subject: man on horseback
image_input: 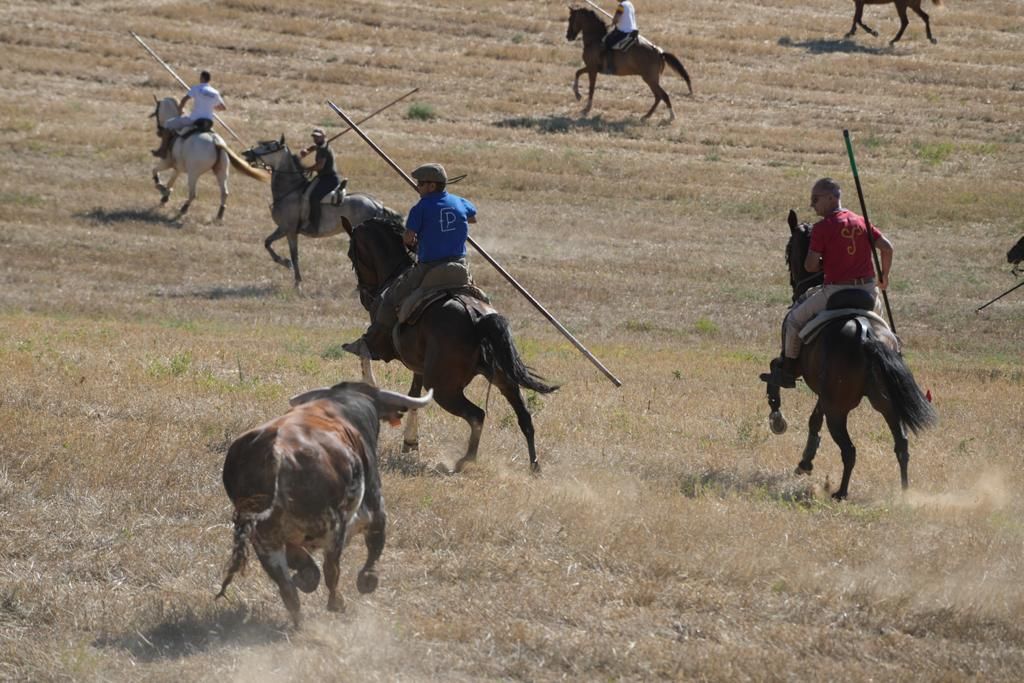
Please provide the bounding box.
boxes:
[603,0,639,74]
[762,178,894,388]
[152,70,226,159]
[342,162,477,361]
[298,128,342,234]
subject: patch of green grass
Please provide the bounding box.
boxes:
[694,318,718,335]
[406,103,437,121]
[914,141,954,165]
[145,351,193,378]
[0,193,45,207]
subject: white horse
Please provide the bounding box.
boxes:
[150,97,268,220]
[243,136,400,286]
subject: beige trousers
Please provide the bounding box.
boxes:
[783,283,880,359]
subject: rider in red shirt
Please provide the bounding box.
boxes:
[763,177,894,388]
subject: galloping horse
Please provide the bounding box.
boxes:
[149,97,268,220]
[566,7,692,121]
[243,137,397,286]
[347,218,557,473]
[1007,236,1024,275]
[845,0,943,45]
[765,210,936,500]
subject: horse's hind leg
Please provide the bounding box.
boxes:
[432,387,485,473]
[582,70,597,116]
[867,393,911,491]
[825,412,857,500]
[215,154,229,221]
[766,373,788,434]
[911,2,937,43]
[154,168,176,204]
[179,172,198,215]
[890,3,911,44]
[796,400,824,476]
[492,372,540,473]
[642,78,671,122]
[264,225,293,269]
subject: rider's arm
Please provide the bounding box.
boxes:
[178,94,191,112]
[403,229,418,248]
[804,248,822,273]
[215,102,226,112]
[875,235,894,290]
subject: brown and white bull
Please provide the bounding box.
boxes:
[216,381,432,626]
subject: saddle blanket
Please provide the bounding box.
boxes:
[799,308,898,350]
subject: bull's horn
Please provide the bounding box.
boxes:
[378,388,433,410]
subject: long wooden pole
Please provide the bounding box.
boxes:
[326,88,418,145]
[584,0,614,19]
[130,30,245,145]
[843,129,896,334]
[325,100,623,387]
[976,279,1024,312]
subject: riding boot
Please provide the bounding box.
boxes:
[602,52,614,75]
[305,203,321,236]
[760,355,798,388]
[151,130,173,158]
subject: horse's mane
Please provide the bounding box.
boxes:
[347,216,414,294]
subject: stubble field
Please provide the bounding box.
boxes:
[1,0,1022,680]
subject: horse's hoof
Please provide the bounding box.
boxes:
[216,208,226,221]
[160,195,169,205]
[794,462,813,476]
[530,461,541,475]
[401,440,419,453]
[326,595,345,613]
[831,491,848,502]
[278,259,292,269]
[178,204,190,215]
[356,570,378,594]
[769,411,788,435]
[930,38,938,45]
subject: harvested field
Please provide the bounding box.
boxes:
[1,0,1022,680]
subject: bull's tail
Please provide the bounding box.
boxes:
[215,139,270,182]
[216,512,257,599]
[932,0,943,6]
[662,52,693,95]
[476,314,558,394]
[864,339,937,435]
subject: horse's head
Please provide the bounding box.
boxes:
[152,96,180,130]
[243,135,296,171]
[566,7,604,41]
[347,218,415,311]
[786,210,823,301]
[1007,235,1024,274]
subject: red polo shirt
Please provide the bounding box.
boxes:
[809,209,883,284]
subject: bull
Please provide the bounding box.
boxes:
[217,381,432,626]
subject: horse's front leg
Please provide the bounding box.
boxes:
[573,66,588,101]
[287,233,301,287]
[264,224,292,269]
[402,374,423,453]
[795,400,824,475]
[767,381,788,434]
[154,167,176,204]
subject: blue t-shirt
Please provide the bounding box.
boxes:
[406,191,476,263]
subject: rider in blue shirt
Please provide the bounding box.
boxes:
[343,163,477,360]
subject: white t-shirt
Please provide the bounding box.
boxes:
[186,83,225,120]
[616,1,637,33]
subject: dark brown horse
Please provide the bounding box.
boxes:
[765,210,936,500]
[566,7,692,121]
[346,218,557,473]
[1008,236,1024,275]
[846,0,943,45]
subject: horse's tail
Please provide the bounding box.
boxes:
[476,314,558,395]
[863,338,937,435]
[215,139,270,182]
[662,52,693,95]
[932,0,943,6]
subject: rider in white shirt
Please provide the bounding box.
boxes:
[603,0,639,72]
[153,71,226,158]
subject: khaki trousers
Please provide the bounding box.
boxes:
[783,283,880,359]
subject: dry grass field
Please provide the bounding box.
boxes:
[1,0,1023,679]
